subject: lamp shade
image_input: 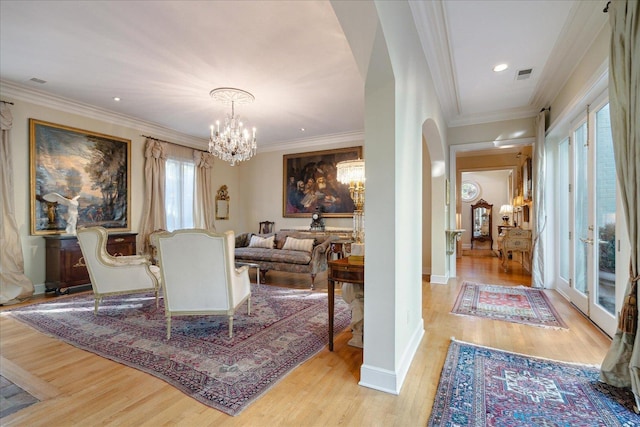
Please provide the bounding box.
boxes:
[336,159,365,184]
[499,204,514,214]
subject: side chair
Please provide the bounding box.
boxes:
[258,221,274,234]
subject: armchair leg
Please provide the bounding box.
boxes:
[228,316,233,338]
[94,297,101,315]
[166,316,171,340]
[247,296,251,316]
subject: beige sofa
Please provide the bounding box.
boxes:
[234,231,336,289]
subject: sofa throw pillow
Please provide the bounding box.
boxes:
[248,235,275,249]
[282,236,315,253]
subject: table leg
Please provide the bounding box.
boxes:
[328,278,335,351]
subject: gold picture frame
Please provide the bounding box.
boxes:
[215,185,230,220]
[283,146,362,218]
[30,119,131,235]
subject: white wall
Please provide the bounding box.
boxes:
[333,0,448,395]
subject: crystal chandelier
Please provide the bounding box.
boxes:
[208,87,257,166]
[336,158,365,243]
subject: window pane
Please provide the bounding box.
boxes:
[573,123,588,295]
[558,138,569,281]
[165,158,195,231]
[595,104,615,315]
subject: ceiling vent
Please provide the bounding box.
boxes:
[29,77,46,84]
[516,68,533,81]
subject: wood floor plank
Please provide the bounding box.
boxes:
[0,256,612,425]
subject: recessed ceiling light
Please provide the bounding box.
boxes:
[493,63,508,72]
[113,97,121,102]
[300,128,305,132]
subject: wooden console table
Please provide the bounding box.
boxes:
[497,228,532,271]
[327,257,364,351]
[44,232,137,295]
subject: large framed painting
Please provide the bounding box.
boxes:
[283,146,362,217]
[30,119,131,235]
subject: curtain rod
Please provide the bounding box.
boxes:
[140,134,207,153]
[603,1,610,12]
[140,134,175,145]
[1,100,15,105]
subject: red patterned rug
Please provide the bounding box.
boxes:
[452,282,568,329]
[428,340,637,426]
[3,286,350,416]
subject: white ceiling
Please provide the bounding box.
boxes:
[0,1,607,151]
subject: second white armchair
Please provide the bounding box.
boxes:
[153,229,251,339]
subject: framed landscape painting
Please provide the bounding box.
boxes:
[283,146,362,217]
[30,119,131,235]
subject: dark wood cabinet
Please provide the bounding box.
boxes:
[44,232,137,294]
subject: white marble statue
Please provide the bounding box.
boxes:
[43,193,81,235]
[341,283,364,348]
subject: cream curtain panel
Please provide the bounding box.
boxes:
[0,103,34,304]
[138,138,167,255]
[531,110,547,289]
[138,138,217,253]
[599,0,640,414]
[194,151,216,231]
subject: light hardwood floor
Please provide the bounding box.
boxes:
[0,255,611,426]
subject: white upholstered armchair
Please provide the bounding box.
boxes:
[76,227,161,314]
[152,229,251,339]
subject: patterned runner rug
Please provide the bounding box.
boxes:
[3,286,350,416]
[452,282,568,329]
[428,340,637,426]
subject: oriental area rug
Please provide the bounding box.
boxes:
[3,286,350,416]
[428,340,637,426]
[452,282,568,329]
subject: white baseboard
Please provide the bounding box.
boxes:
[430,274,449,284]
[359,320,424,395]
[34,283,46,295]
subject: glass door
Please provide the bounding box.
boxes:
[566,101,618,336]
[569,120,589,314]
[590,103,617,334]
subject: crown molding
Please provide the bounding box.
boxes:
[0,80,208,148]
[409,0,460,123]
[530,1,608,108]
[260,130,365,153]
[448,105,539,128]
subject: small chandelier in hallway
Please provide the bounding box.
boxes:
[208,87,257,166]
